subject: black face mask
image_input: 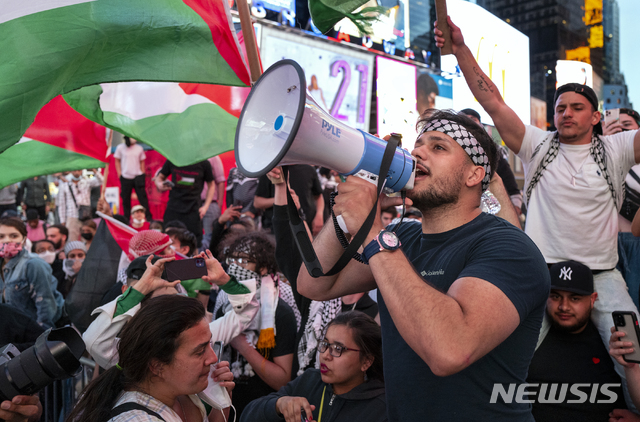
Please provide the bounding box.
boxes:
[81,232,93,241]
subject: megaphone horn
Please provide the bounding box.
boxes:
[234,59,415,192]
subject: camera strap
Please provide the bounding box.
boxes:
[284,135,400,278]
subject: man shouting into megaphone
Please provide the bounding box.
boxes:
[297,109,550,421]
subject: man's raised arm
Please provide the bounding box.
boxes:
[435,17,526,153]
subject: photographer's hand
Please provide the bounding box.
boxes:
[200,250,231,286]
[133,255,180,295]
[0,395,42,422]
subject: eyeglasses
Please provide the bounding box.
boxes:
[226,256,255,266]
[318,340,360,358]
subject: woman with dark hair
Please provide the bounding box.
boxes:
[0,217,64,328]
[240,311,386,422]
[67,295,235,422]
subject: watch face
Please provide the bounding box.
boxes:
[380,231,399,248]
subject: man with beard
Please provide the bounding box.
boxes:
[46,224,68,285]
[298,109,550,421]
[528,261,627,421]
[435,20,640,401]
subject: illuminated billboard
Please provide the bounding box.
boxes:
[260,26,374,131]
[376,56,418,151]
[440,0,530,126]
[555,60,593,89]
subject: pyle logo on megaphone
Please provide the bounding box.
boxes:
[321,119,342,140]
[234,59,416,193]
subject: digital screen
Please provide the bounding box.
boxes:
[260,26,375,131]
[440,0,531,126]
[376,56,418,151]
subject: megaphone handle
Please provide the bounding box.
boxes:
[283,135,400,277]
[336,215,349,234]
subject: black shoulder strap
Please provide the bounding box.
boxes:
[67,183,78,208]
[110,402,166,421]
[629,168,640,185]
[284,134,401,278]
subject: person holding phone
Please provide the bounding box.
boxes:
[610,323,640,420]
[240,311,386,422]
[528,261,627,421]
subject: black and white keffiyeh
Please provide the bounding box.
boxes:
[524,132,618,208]
[418,119,492,191]
[296,298,342,376]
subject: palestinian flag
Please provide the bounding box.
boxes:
[0,96,108,188]
[63,81,242,167]
[1,0,251,154]
[309,0,383,34]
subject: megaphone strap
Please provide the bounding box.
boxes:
[285,135,401,278]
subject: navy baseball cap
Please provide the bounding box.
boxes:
[548,260,594,295]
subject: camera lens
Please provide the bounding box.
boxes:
[196,258,205,267]
[0,327,85,401]
[616,315,626,327]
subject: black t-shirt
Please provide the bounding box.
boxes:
[380,213,550,421]
[342,294,378,320]
[255,165,323,228]
[232,298,297,418]
[528,320,627,421]
[159,160,213,213]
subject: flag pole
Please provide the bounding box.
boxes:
[100,129,114,199]
[236,0,262,83]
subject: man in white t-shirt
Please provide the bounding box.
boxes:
[436,18,640,406]
[114,137,151,222]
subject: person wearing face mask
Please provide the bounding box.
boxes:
[59,241,86,298]
[81,219,97,250]
[114,136,152,222]
[0,217,64,328]
[129,204,150,231]
[33,239,57,265]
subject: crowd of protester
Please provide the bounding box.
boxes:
[2,20,640,422]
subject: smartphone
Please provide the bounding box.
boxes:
[612,311,640,364]
[300,407,307,422]
[233,198,243,207]
[163,180,175,188]
[212,341,223,358]
[164,257,207,282]
[605,108,620,127]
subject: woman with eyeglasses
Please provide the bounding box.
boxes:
[240,311,387,422]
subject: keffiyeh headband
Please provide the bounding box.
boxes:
[418,119,492,191]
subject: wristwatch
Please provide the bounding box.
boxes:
[362,229,401,264]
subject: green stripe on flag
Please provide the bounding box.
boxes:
[64,85,238,166]
[0,140,104,188]
[1,0,248,154]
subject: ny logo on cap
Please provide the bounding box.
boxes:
[559,266,573,281]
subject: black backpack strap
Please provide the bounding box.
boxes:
[110,402,166,421]
[629,169,640,185]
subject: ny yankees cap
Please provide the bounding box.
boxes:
[548,260,594,295]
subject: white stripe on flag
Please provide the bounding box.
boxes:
[0,0,96,24]
[99,82,214,121]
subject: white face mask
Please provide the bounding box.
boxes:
[63,258,84,278]
[38,250,56,264]
[133,218,145,225]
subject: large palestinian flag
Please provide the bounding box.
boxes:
[0,96,109,188]
[0,0,251,155]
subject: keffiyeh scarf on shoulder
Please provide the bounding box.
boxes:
[296,298,342,376]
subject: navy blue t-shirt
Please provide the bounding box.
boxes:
[380,213,550,421]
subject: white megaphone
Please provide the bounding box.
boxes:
[234,60,416,193]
